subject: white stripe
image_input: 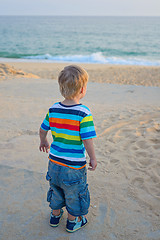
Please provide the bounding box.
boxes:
[77,106,91,115]
[50,102,60,108]
[49,152,86,162]
[50,103,91,116]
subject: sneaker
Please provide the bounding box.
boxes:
[50,209,64,227]
[66,216,88,233]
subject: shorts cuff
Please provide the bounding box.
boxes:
[49,203,65,210]
[66,206,88,217]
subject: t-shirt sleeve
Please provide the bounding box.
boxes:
[40,111,50,131]
[80,114,96,140]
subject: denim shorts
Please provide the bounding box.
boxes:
[46,160,90,217]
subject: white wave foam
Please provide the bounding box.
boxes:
[23,52,160,66]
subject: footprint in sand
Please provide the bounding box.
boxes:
[131,177,144,188]
[135,151,148,158]
[149,137,160,150]
[138,158,153,167]
[150,137,160,144]
[153,144,160,150]
[136,140,150,150]
[110,158,120,166]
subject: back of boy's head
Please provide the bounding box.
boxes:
[58,65,88,99]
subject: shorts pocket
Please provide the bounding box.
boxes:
[46,171,51,181]
[79,184,90,215]
[47,187,53,202]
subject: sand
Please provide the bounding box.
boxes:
[0,63,39,79]
[0,62,160,240]
[2,61,160,87]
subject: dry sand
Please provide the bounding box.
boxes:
[2,61,160,87]
[0,62,160,240]
[0,63,39,79]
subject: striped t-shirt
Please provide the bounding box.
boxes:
[41,102,96,169]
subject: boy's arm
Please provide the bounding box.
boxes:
[39,128,50,153]
[83,138,97,171]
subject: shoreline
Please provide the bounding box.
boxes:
[1,57,160,67]
[0,60,160,87]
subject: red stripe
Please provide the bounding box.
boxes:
[50,122,80,131]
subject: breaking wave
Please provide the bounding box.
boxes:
[22,52,160,66]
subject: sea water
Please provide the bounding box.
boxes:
[0,16,160,66]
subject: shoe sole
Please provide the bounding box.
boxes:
[66,221,88,233]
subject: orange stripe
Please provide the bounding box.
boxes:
[49,118,80,126]
[49,158,86,170]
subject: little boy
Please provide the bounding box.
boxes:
[39,65,97,233]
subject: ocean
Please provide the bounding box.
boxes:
[0,16,160,66]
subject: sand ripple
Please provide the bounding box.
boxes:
[95,108,160,212]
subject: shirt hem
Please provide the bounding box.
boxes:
[48,157,86,170]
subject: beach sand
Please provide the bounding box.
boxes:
[0,62,160,240]
[1,61,160,86]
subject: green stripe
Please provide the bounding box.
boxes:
[80,121,94,128]
[54,137,82,145]
[46,113,49,121]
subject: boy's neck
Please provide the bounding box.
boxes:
[61,98,80,106]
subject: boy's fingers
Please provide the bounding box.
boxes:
[39,146,43,151]
[46,146,50,153]
[88,167,95,171]
[46,148,49,153]
[39,145,50,153]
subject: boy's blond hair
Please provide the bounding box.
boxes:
[58,65,88,99]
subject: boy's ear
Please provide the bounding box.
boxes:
[80,87,84,94]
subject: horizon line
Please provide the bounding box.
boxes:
[0,15,160,17]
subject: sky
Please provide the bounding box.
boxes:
[0,0,160,16]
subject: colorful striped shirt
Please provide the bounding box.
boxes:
[41,102,96,169]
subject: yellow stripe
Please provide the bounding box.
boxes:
[80,115,93,124]
[51,131,81,141]
[49,158,86,170]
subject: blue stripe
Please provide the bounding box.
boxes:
[49,112,83,121]
[41,123,50,131]
[49,154,86,166]
[53,141,84,150]
[43,119,50,127]
[49,108,87,118]
[80,105,90,112]
[50,127,80,136]
[80,126,95,134]
[67,164,85,169]
[50,148,85,158]
[80,131,96,139]
[51,143,85,154]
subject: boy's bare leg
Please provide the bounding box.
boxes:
[52,209,61,216]
[52,210,87,220]
[68,213,77,221]
[68,213,87,221]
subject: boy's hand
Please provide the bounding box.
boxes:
[88,159,97,171]
[39,140,50,153]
